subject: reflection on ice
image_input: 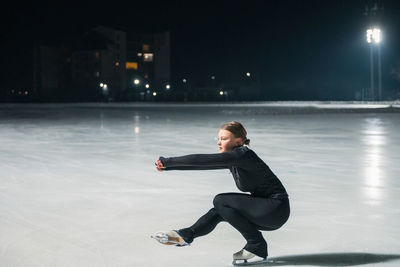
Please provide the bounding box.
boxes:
[362,118,386,203]
[134,114,140,134]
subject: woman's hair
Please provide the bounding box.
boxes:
[220,121,250,146]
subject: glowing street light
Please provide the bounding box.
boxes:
[219,91,224,95]
[100,83,108,96]
[246,72,251,77]
[166,84,171,90]
[366,28,381,44]
[145,84,150,89]
[134,79,140,85]
[100,83,107,89]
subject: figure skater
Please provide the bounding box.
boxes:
[152,121,290,266]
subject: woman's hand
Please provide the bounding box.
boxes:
[155,158,166,172]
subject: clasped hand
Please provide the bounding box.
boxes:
[155,158,166,172]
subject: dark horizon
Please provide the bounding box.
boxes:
[2,0,400,102]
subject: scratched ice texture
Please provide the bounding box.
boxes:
[0,102,399,267]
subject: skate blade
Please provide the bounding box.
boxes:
[151,232,187,246]
[232,258,270,266]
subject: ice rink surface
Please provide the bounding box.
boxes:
[0,102,400,267]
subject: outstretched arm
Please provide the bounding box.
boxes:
[154,161,227,171]
[163,165,228,171]
[159,150,241,170]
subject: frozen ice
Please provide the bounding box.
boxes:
[0,102,399,267]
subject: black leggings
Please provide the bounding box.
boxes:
[178,192,290,258]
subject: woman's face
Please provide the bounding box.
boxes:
[217,129,243,153]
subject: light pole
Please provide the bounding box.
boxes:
[366,27,382,100]
[369,37,374,100]
[377,42,382,100]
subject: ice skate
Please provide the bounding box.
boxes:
[151,230,190,246]
[232,249,269,266]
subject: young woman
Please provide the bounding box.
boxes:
[153,121,290,265]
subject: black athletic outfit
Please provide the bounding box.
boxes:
[159,145,290,258]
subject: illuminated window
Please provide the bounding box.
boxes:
[142,44,150,52]
[143,53,153,62]
[126,62,138,70]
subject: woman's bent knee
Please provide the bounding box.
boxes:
[213,193,228,209]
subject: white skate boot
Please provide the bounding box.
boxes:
[232,249,269,266]
[151,230,190,246]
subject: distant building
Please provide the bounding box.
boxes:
[30,26,171,102]
[70,25,127,101]
[32,46,61,101]
[125,31,170,100]
[31,26,127,102]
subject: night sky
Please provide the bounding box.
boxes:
[2,0,400,100]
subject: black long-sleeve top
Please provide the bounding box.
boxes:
[159,145,288,198]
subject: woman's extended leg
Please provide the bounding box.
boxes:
[178,207,224,243]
